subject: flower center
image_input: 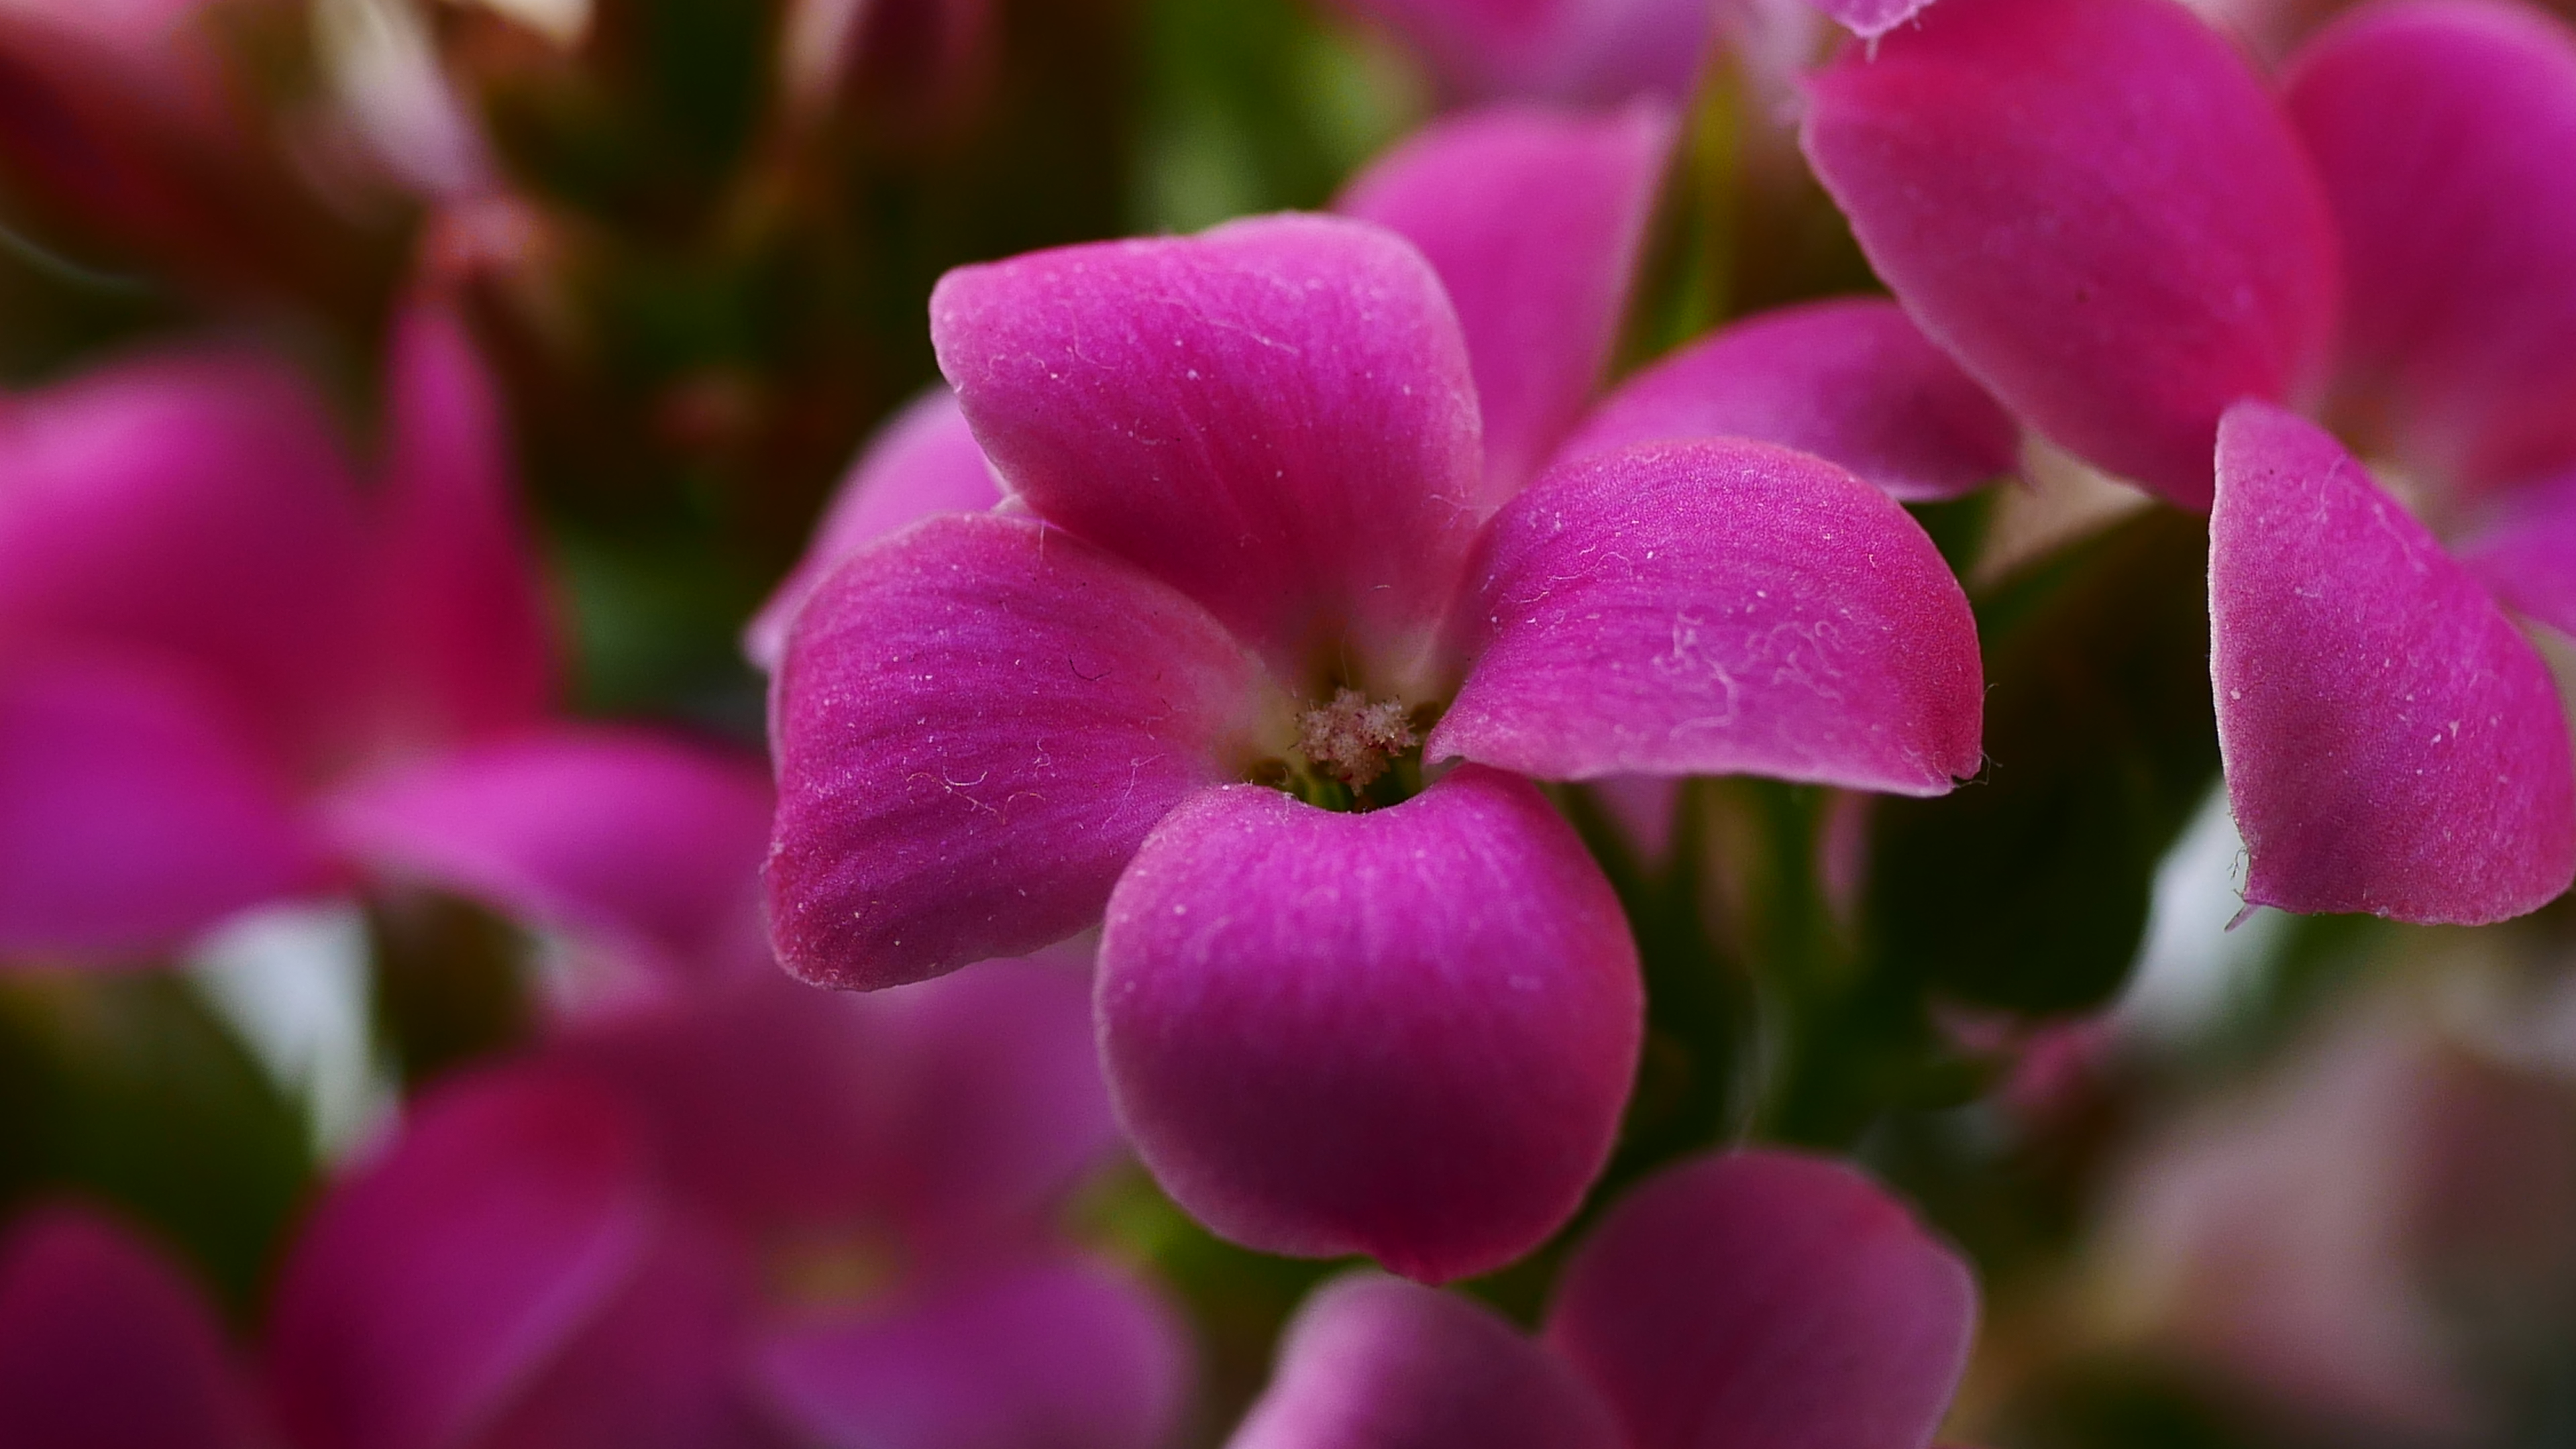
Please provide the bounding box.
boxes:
[1254,688,1432,811]
[1298,688,1418,792]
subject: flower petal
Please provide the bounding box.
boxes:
[861,955,1124,1258]
[373,298,557,743]
[0,1205,265,1449]
[0,655,333,964]
[767,513,1269,989]
[1097,765,1641,1284]
[1800,0,2341,507]
[557,956,1116,1255]
[743,386,1002,672]
[1332,0,1719,104]
[1545,1150,1978,1449]
[2458,470,2576,641]
[470,1227,768,1449]
[1230,1275,1623,1449]
[757,1260,1194,1449]
[1428,440,1982,796]
[327,727,775,993]
[1339,104,1674,498]
[2211,401,2576,924]
[0,350,375,765]
[929,215,1482,689]
[1558,298,2021,502]
[266,1067,655,1449]
[2284,0,2576,494]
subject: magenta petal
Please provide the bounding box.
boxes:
[1098,765,1641,1284]
[2284,0,2576,493]
[1559,298,2021,502]
[0,655,331,963]
[2459,471,2576,641]
[2211,402,2576,924]
[862,957,1124,1258]
[744,386,1002,672]
[561,958,1115,1254]
[0,1206,264,1449]
[1339,104,1674,498]
[0,351,376,764]
[1429,441,1982,796]
[1814,0,1937,38]
[1800,0,2341,507]
[757,1260,1194,1449]
[266,1068,655,1449]
[328,727,775,989]
[929,215,1482,686]
[1231,1275,1622,1449]
[767,514,1268,989]
[373,299,557,743]
[472,1227,767,1449]
[1333,0,1719,105]
[1545,1150,1978,1449]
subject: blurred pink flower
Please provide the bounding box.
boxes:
[2100,979,2576,1444]
[0,957,1191,1449]
[762,103,1994,1285]
[0,299,771,993]
[1803,0,2576,923]
[1228,1150,1978,1449]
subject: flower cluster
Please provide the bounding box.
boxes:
[5,0,2573,1443]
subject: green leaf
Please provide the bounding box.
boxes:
[1868,506,2220,1016]
[0,972,311,1316]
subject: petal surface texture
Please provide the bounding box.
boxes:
[266,1069,655,1449]
[930,215,1483,689]
[1801,0,2341,507]
[1230,1275,1623,1449]
[2459,471,2576,641]
[2284,0,2576,493]
[744,386,1002,672]
[757,1260,1194,1449]
[0,1207,264,1449]
[1340,103,1673,498]
[328,727,776,988]
[1545,1150,1979,1449]
[1097,765,1642,1284]
[1560,298,2021,502]
[1332,0,1718,105]
[2210,402,2576,924]
[373,298,557,745]
[0,656,330,962]
[0,350,374,762]
[766,513,1267,989]
[1429,440,1982,795]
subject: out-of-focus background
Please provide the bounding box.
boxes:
[2,0,2573,1444]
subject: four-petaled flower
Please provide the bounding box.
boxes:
[764,105,1992,1282]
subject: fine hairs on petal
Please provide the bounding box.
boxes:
[1297,689,1420,793]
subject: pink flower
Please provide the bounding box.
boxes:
[763,105,1996,1282]
[0,299,771,996]
[0,959,1191,1449]
[1803,0,2576,923]
[1228,1150,1978,1449]
[2101,977,2576,1443]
